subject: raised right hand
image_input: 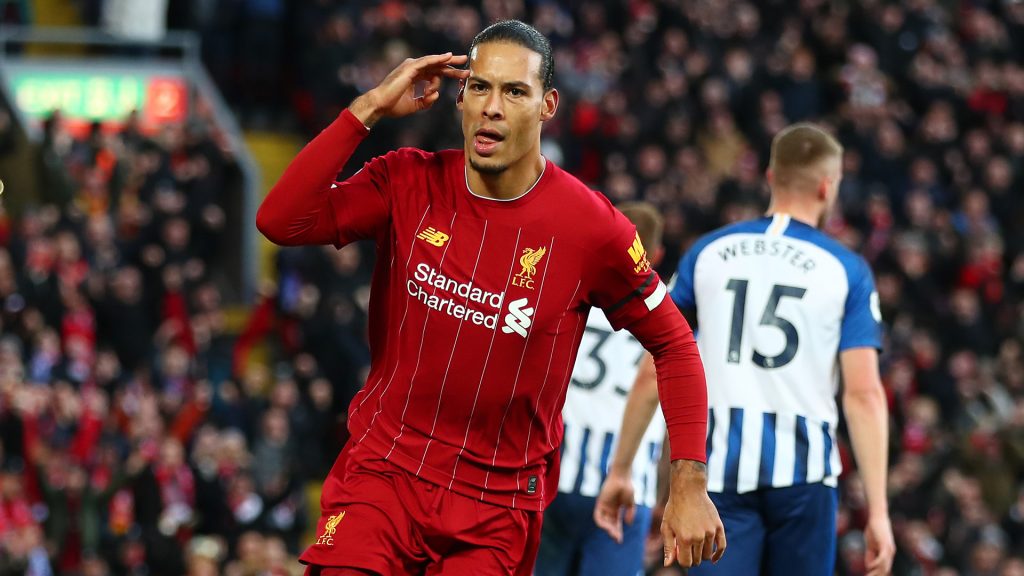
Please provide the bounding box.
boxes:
[350,53,470,128]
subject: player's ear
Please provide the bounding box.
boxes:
[456,81,466,110]
[817,177,830,201]
[765,169,774,186]
[652,246,665,267]
[541,88,558,122]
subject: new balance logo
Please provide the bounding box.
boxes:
[417,227,450,247]
[501,298,534,338]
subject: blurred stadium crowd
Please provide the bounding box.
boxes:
[2,0,1024,574]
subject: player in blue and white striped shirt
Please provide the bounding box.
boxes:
[597,124,894,575]
[535,202,672,576]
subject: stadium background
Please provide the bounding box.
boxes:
[0,0,1023,574]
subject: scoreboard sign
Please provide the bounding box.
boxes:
[2,64,189,136]
[12,72,187,123]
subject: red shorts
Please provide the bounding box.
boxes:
[300,442,543,576]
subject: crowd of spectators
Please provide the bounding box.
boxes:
[245,1,1024,574]
[3,0,1024,574]
[285,2,1024,574]
[0,89,350,572]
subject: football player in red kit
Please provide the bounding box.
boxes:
[257,20,725,576]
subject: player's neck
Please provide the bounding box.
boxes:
[466,154,547,201]
[765,201,822,229]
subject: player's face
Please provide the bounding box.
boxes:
[458,42,556,174]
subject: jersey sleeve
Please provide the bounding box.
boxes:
[840,257,883,350]
[626,300,708,463]
[328,153,393,246]
[256,109,392,248]
[587,211,668,331]
[668,245,699,311]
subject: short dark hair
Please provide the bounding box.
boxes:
[470,20,554,90]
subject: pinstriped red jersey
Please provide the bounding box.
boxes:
[276,112,671,510]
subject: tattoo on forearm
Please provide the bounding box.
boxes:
[671,459,707,474]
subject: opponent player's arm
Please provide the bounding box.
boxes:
[656,433,671,506]
[840,348,887,516]
[256,53,469,246]
[594,352,660,543]
[840,347,895,575]
[608,353,660,477]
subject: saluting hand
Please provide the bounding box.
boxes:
[349,53,470,128]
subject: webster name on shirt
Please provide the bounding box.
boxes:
[717,239,817,273]
[407,263,505,328]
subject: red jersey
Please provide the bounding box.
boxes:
[258,110,706,510]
